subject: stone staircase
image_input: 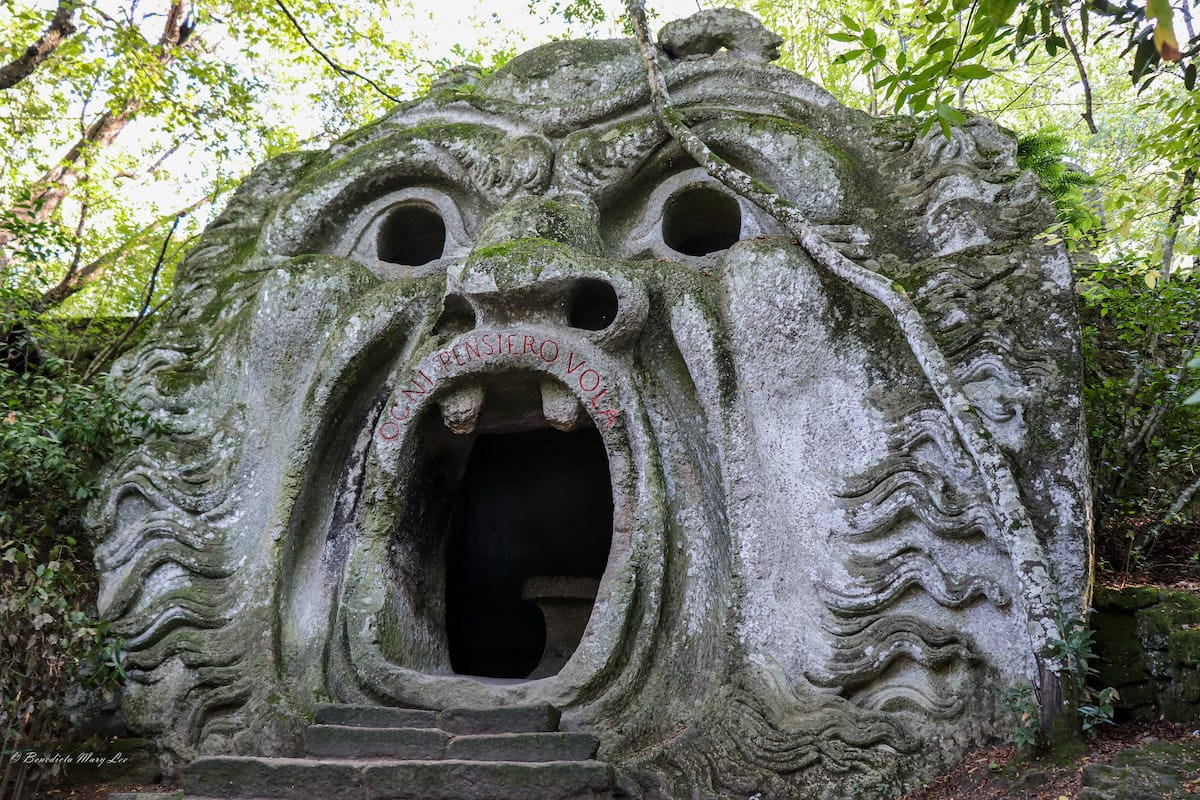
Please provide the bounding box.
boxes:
[182,703,619,800]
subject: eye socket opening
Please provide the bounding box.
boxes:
[377,203,447,266]
[662,185,742,257]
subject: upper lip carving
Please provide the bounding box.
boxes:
[377,328,626,443]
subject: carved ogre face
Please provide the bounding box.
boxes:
[94,23,1089,798]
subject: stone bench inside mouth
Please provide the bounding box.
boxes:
[522,576,603,679]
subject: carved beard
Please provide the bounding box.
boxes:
[92,36,1089,797]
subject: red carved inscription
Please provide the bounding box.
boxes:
[378,332,622,441]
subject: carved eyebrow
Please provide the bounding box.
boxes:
[553,118,670,204]
[551,109,798,205]
[260,124,549,257]
[437,133,553,205]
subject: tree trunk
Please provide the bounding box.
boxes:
[1161,167,1196,282]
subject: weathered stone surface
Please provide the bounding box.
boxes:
[59,737,162,786]
[94,8,1091,799]
[438,705,561,735]
[314,704,438,728]
[658,8,784,61]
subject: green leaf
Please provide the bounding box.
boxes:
[828,32,858,43]
[927,37,959,55]
[1132,37,1159,83]
[981,0,1020,25]
[1185,388,1200,405]
[936,102,968,125]
[862,28,878,47]
[952,64,995,80]
[1185,63,1197,91]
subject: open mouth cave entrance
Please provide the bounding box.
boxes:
[440,377,613,680]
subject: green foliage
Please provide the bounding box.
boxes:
[1016,129,1100,245]
[1048,611,1117,734]
[1004,682,1042,750]
[0,285,153,798]
[1006,611,1118,752]
[830,0,1003,136]
[827,0,1196,125]
[0,0,515,317]
[1078,263,1200,550]
[528,0,609,27]
[1186,355,1200,405]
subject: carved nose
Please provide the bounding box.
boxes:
[439,196,646,352]
[472,195,604,256]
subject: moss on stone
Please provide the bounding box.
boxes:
[467,236,564,267]
[1091,587,1200,723]
[486,38,634,83]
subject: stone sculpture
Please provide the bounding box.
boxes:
[92,10,1091,798]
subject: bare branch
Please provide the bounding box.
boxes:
[0,0,78,91]
[33,191,212,312]
[1181,0,1196,42]
[1053,0,1097,133]
[271,0,401,103]
[1110,326,1200,503]
[61,198,90,289]
[624,0,1062,671]
[1134,471,1200,556]
[83,214,182,379]
[1161,167,1197,282]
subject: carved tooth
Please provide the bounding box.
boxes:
[541,379,584,431]
[438,384,485,434]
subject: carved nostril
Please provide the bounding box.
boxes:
[434,293,476,336]
[567,278,618,331]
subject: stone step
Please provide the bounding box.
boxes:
[446,732,599,762]
[438,704,562,735]
[303,725,450,759]
[312,703,562,735]
[183,755,615,800]
[304,725,599,762]
[313,705,438,729]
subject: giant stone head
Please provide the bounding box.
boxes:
[94,11,1091,798]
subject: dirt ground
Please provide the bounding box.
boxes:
[897,719,1200,800]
